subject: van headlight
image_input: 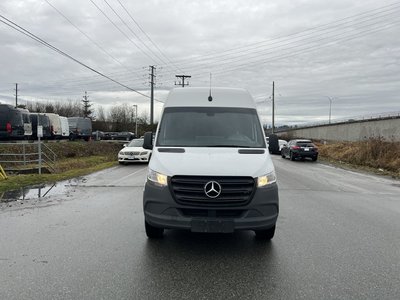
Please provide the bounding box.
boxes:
[147,169,168,187]
[257,171,277,187]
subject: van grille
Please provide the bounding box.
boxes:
[169,176,255,207]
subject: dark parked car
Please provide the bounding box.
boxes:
[30,113,52,139]
[281,139,318,161]
[92,130,105,140]
[0,104,25,140]
[114,131,135,141]
[102,132,118,140]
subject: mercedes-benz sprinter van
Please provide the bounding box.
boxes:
[142,87,279,240]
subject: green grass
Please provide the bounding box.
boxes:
[0,154,118,193]
[0,141,123,192]
[317,138,400,179]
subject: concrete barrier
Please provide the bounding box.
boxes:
[275,117,400,142]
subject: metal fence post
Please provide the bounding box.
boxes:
[38,139,42,175]
[23,143,26,166]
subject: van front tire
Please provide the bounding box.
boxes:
[145,221,164,238]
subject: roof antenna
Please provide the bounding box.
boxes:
[208,73,213,102]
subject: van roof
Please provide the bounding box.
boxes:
[0,104,17,111]
[164,87,256,108]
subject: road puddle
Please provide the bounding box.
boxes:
[0,182,68,203]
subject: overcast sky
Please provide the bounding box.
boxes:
[0,0,399,126]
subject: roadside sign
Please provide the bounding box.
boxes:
[37,125,43,138]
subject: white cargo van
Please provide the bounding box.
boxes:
[59,116,70,139]
[45,113,62,139]
[142,87,279,240]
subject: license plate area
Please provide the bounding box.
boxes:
[191,219,234,233]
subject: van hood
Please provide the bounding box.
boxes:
[149,147,275,177]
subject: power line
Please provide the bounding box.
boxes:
[102,0,167,66]
[36,2,398,93]
[187,16,400,77]
[44,0,142,80]
[115,0,184,73]
[89,0,159,64]
[181,8,400,76]
[165,2,400,68]
[0,13,151,99]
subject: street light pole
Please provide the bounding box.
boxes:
[133,105,138,138]
[326,96,334,124]
[272,81,275,134]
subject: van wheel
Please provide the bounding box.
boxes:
[290,152,295,161]
[145,221,164,238]
[254,225,275,240]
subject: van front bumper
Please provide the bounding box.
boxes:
[143,181,279,233]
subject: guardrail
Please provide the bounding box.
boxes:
[0,142,57,174]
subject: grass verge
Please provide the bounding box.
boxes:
[0,156,117,193]
[0,142,122,192]
[0,141,122,193]
[316,138,400,179]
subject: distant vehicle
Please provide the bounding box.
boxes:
[102,132,116,140]
[45,113,62,139]
[0,104,25,140]
[92,130,105,140]
[68,117,92,141]
[59,116,70,139]
[278,139,288,153]
[29,113,52,139]
[18,108,32,139]
[114,131,135,141]
[118,138,151,164]
[281,139,318,161]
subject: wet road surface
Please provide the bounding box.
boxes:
[1,157,399,299]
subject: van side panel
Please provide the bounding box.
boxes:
[68,117,92,140]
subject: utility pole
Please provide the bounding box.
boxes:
[272,81,275,134]
[133,104,138,138]
[175,75,191,87]
[149,65,155,125]
[15,83,18,108]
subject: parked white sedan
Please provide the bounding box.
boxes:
[118,138,152,164]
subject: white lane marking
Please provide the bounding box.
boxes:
[109,167,147,185]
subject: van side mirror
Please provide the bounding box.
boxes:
[143,132,153,150]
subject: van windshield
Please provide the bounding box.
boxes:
[156,107,266,148]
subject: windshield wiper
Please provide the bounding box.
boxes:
[201,145,252,148]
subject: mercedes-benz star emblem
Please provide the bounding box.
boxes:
[204,181,222,198]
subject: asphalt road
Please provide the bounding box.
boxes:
[1,156,399,299]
